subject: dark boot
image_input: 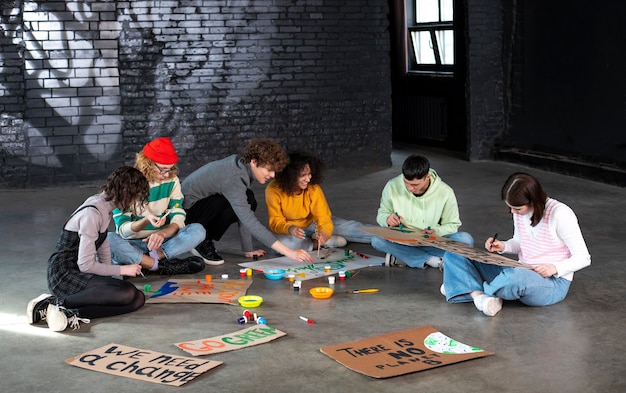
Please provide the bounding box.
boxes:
[159,256,206,275]
[191,239,225,265]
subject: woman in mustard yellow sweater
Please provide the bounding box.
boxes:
[265,151,374,251]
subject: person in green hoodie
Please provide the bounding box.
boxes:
[372,154,473,268]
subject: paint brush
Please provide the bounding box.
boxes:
[347,288,379,294]
[315,223,320,258]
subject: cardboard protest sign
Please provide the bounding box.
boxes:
[239,248,384,281]
[320,326,493,378]
[146,279,252,304]
[358,227,530,268]
[66,343,222,386]
[176,325,287,356]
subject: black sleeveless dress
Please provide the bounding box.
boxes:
[47,205,107,303]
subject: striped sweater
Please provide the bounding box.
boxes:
[112,176,186,239]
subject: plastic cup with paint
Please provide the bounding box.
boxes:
[324,265,331,273]
[338,271,346,281]
[246,268,252,277]
[221,273,229,279]
[205,274,212,282]
[328,276,335,285]
[239,268,247,277]
[294,280,302,291]
[288,274,295,282]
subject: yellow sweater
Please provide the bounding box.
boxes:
[265,180,334,237]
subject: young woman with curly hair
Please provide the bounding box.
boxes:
[27,166,150,332]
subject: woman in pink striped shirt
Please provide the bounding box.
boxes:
[441,172,591,317]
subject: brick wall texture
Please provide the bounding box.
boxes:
[0,0,392,188]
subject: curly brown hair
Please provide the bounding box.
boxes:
[275,151,325,195]
[135,151,178,183]
[242,138,289,172]
[101,166,150,212]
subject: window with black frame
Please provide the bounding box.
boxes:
[407,0,455,74]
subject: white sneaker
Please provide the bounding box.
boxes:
[384,253,407,267]
[425,256,443,270]
[46,304,90,332]
[323,235,347,248]
[473,294,503,317]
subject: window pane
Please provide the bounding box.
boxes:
[436,30,454,64]
[415,0,439,23]
[441,0,454,21]
[411,31,436,64]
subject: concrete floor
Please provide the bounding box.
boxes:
[1,145,624,393]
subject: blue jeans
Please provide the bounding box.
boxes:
[108,223,206,264]
[371,231,474,268]
[442,251,571,306]
[275,217,376,252]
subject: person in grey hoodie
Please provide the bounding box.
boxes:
[182,138,313,265]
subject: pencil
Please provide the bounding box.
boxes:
[348,288,379,294]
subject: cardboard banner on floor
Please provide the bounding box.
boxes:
[66,343,222,386]
[176,325,287,356]
[321,326,493,378]
[358,227,530,268]
[146,279,252,304]
[238,248,384,281]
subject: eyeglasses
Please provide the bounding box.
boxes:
[154,163,176,175]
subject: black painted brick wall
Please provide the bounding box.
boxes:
[0,0,392,188]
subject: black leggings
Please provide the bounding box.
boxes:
[63,275,145,319]
[185,189,257,241]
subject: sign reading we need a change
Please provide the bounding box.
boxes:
[66,343,222,386]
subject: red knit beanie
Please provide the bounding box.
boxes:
[143,137,178,164]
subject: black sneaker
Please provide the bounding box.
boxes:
[191,239,225,265]
[159,256,206,275]
[27,293,55,324]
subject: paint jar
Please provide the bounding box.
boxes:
[221,274,229,279]
[243,310,253,320]
[239,268,247,277]
[256,317,267,325]
[328,276,335,285]
[344,249,349,256]
[246,268,252,277]
[205,274,212,282]
[338,271,346,281]
[324,265,331,273]
[143,284,151,292]
[294,280,302,292]
[237,316,248,324]
[288,274,295,282]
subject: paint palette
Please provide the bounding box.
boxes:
[238,295,263,308]
[310,287,334,299]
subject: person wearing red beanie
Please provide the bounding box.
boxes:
[107,138,206,276]
[142,137,179,165]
